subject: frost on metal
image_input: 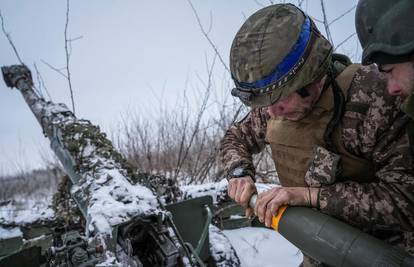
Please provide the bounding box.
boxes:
[1,65,161,237]
[181,179,228,204]
[0,226,22,240]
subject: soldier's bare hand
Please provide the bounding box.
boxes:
[228,176,256,217]
[255,187,311,228]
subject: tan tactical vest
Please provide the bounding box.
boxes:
[266,64,375,187]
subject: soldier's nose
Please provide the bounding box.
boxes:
[387,80,402,96]
[267,104,285,118]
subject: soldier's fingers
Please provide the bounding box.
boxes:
[240,184,255,207]
[228,179,238,199]
[255,192,275,222]
[234,183,244,204]
[270,201,281,217]
[266,190,290,220]
[235,177,252,203]
[245,207,254,218]
[265,205,274,227]
[255,188,277,212]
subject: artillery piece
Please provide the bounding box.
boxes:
[0,65,240,267]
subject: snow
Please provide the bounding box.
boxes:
[224,227,302,267]
[82,143,95,157]
[0,226,22,239]
[181,179,228,202]
[43,102,70,117]
[183,180,302,266]
[95,251,122,267]
[78,167,160,235]
[181,179,277,203]
[60,121,162,236]
[209,224,240,266]
[0,163,301,267]
[0,187,303,267]
[0,197,55,225]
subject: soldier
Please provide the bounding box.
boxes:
[355,0,414,120]
[220,3,414,266]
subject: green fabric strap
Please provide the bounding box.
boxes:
[407,119,414,156]
[401,91,414,120]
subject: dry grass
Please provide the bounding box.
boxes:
[114,86,277,185]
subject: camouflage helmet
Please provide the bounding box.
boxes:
[230,4,332,108]
[356,0,414,65]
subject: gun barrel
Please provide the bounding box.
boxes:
[1,65,162,254]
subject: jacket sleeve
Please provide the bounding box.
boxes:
[318,65,414,232]
[219,107,269,181]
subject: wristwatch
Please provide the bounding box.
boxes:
[230,166,251,178]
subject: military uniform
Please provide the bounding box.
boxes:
[220,64,414,255]
[225,3,414,265]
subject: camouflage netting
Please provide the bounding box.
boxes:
[52,175,84,227]
[60,119,181,203]
[51,118,183,231]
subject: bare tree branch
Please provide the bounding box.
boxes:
[297,0,306,8]
[34,64,43,95]
[40,59,68,79]
[33,63,53,101]
[173,55,216,181]
[68,35,83,58]
[253,0,266,7]
[207,11,213,35]
[31,65,45,98]
[310,16,324,24]
[320,0,334,45]
[334,32,356,51]
[0,9,24,64]
[187,0,230,74]
[328,5,356,26]
[354,36,360,62]
[64,0,76,115]
[68,35,83,42]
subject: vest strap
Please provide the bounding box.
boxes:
[324,64,361,152]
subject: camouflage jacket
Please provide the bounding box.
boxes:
[220,65,414,252]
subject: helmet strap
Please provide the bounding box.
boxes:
[323,65,345,153]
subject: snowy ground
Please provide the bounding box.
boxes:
[224,227,302,267]
[0,180,303,266]
[182,180,302,266]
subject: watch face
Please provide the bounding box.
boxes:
[232,167,245,177]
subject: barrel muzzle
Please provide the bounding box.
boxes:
[1,65,33,89]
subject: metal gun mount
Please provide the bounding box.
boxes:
[47,231,103,267]
[0,65,215,266]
